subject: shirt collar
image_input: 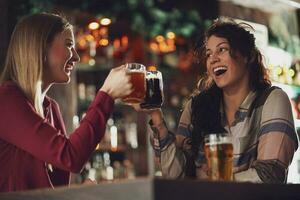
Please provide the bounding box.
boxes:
[220,90,258,125]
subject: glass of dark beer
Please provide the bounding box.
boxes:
[140,67,164,109]
[204,133,233,181]
[122,63,146,104]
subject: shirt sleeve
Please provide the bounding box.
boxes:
[176,100,193,139]
[0,90,114,173]
[150,100,194,178]
[235,88,298,183]
[257,88,297,182]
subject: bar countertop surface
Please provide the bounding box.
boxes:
[1,177,300,200]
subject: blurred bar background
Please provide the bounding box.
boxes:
[0,0,300,184]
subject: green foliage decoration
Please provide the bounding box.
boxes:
[18,0,207,41]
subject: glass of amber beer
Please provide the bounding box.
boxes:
[122,63,146,104]
[204,134,233,181]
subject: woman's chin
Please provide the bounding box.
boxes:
[215,82,226,89]
[55,76,71,84]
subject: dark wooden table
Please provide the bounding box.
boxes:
[1,178,300,200]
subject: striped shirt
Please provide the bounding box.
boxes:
[151,88,298,182]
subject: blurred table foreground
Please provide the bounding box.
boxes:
[1,177,300,200]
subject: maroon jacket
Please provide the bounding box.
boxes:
[0,81,114,192]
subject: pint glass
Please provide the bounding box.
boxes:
[140,67,164,109]
[204,134,233,181]
[122,63,146,104]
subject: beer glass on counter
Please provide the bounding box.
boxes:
[140,66,164,109]
[122,63,146,104]
[204,133,233,181]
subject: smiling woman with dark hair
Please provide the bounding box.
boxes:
[134,17,298,183]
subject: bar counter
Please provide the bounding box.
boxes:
[1,178,300,200]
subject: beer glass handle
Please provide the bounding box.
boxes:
[125,63,129,73]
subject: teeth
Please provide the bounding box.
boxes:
[213,66,227,73]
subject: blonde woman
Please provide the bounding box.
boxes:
[0,13,132,192]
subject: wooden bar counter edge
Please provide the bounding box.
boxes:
[1,177,300,200]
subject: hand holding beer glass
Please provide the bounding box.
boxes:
[122,63,146,104]
[204,134,233,181]
[122,64,164,110]
[140,66,164,109]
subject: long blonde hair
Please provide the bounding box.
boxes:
[0,13,71,117]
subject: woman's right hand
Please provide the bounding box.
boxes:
[100,65,133,99]
[131,104,164,125]
[133,105,168,138]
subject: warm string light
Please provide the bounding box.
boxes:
[149,32,176,54]
[100,18,112,26]
[88,22,100,30]
[76,17,130,65]
[110,125,118,152]
[112,36,129,50]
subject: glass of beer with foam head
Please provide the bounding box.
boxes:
[204,133,233,181]
[122,63,146,104]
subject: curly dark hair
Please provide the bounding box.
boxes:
[186,18,272,177]
[193,17,271,93]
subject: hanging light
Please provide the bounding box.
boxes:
[156,35,164,43]
[166,31,176,39]
[110,125,118,151]
[149,42,159,52]
[88,22,100,30]
[100,18,112,26]
[89,58,96,66]
[121,35,128,47]
[113,39,121,49]
[99,39,109,46]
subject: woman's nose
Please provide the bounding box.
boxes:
[72,48,80,63]
[209,52,219,65]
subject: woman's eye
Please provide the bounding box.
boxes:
[205,52,212,58]
[66,43,74,48]
[219,47,228,52]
